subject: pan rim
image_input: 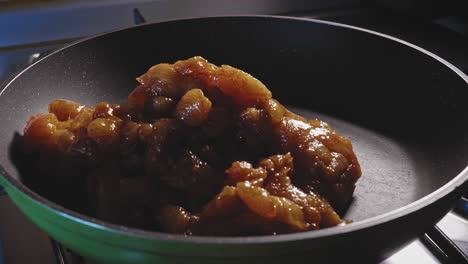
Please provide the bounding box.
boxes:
[0,14,467,249]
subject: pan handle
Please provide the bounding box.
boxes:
[421,225,468,263]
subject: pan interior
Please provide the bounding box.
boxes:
[0,16,467,227]
[288,106,439,221]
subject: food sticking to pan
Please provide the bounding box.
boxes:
[22,56,361,236]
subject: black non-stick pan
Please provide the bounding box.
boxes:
[0,16,467,263]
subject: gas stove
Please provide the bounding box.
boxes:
[0,1,467,263]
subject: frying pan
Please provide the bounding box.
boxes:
[0,15,467,263]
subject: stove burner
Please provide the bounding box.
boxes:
[422,225,468,263]
[455,193,468,218]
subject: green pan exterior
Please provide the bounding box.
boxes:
[0,175,310,264]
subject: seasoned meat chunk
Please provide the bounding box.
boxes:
[275,118,361,210]
[49,99,85,121]
[225,161,267,187]
[159,205,196,234]
[175,89,212,127]
[236,181,308,231]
